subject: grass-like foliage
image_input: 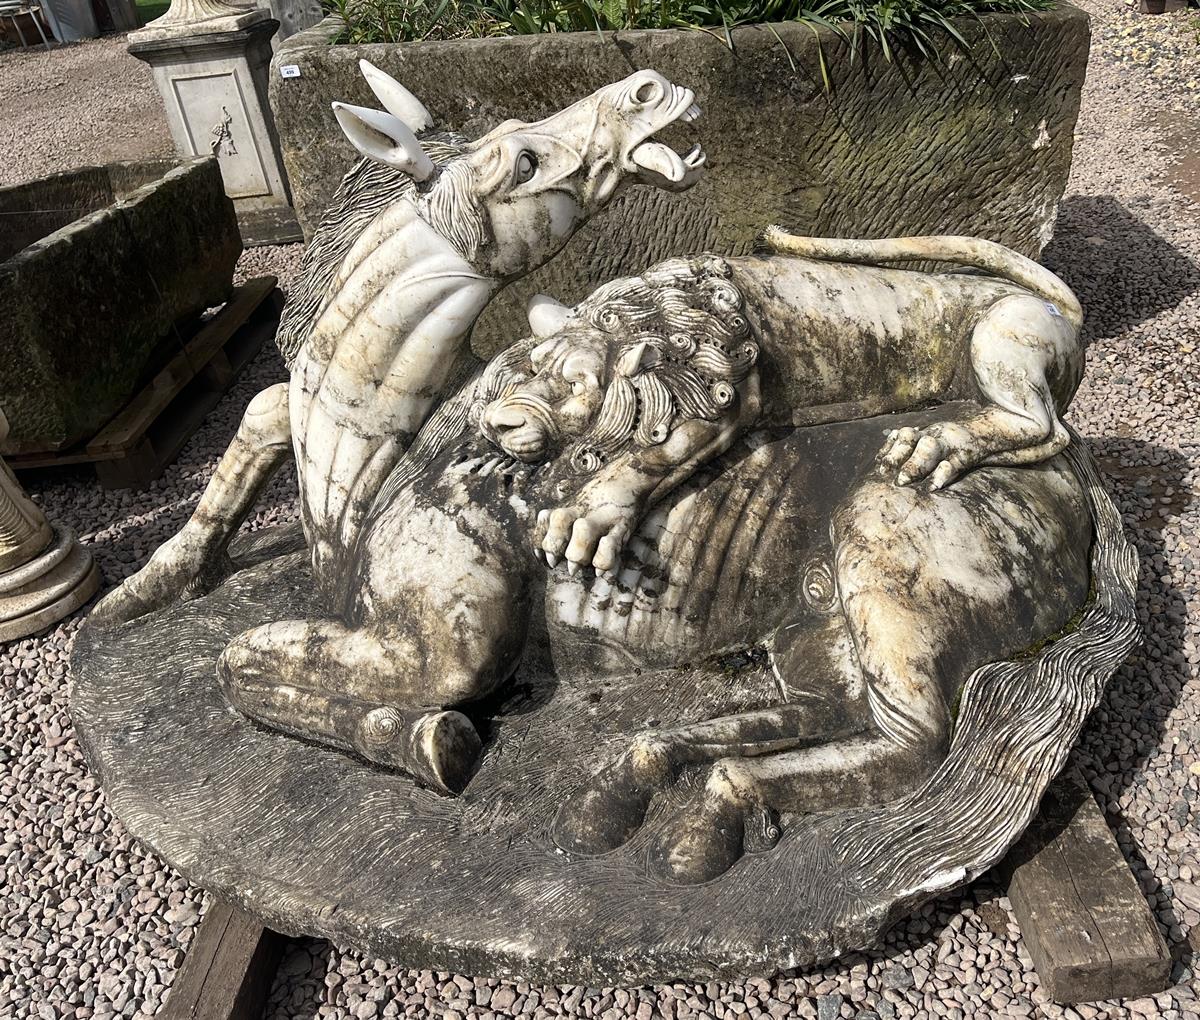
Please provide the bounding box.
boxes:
[325,0,1056,67]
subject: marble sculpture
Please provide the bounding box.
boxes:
[73,64,1139,978]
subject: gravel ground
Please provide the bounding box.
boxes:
[0,34,172,188]
[1,1,1198,1018]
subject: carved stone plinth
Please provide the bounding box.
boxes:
[128,10,302,246]
[0,415,98,641]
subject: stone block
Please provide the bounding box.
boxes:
[270,7,1090,354]
[0,158,241,452]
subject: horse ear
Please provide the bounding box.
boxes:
[332,102,435,181]
[359,60,433,133]
[526,294,572,338]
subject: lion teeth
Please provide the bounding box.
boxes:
[680,103,702,123]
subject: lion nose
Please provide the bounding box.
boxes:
[483,404,526,433]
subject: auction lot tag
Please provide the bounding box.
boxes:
[280,65,302,79]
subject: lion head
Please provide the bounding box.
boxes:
[473,254,759,472]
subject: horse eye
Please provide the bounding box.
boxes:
[515,151,538,184]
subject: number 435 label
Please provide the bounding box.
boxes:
[279,64,302,79]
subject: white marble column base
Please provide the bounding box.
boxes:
[0,527,100,642]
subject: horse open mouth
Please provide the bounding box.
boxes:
[629,91,705,189]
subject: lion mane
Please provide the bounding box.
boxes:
[473,254,760,473]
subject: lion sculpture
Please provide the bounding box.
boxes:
[216,239,1096,883]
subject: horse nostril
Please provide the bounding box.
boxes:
[634,80,661,106]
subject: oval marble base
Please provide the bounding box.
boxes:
[69,443,1137,983]
[0,528,99,642]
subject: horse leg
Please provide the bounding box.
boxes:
[92,383,293,628]
[217,617,495,793]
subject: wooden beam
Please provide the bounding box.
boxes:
[1000,766,1172,1004]
[159,900,287,1020]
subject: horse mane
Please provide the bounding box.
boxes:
[275,135,466,369]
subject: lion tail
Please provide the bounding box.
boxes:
[760,225,1083,332]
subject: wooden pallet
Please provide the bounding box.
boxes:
[6,277,282,490]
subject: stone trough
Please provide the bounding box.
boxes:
[0,157,241,454]
[270,6,1091,356]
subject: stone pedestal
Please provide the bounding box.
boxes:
[0,413,99,641]
[128,6,302,246]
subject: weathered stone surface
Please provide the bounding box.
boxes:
[70,415,1137,983]
[270,7,1090,355]
[0,157,240,452]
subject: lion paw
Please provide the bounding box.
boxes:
[534,503,635,579]
[877,423,978,491]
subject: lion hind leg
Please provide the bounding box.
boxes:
[652,648,947,884]
[217,618,483,793]
[553,698,846,857]
[652,730,934,884]
[879,294,1078,489]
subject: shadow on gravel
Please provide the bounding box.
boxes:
[1043,195,1200,344]
[264,937,332,1019]
[1079,436,1197,983]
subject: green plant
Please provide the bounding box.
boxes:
[323,0,1056,64]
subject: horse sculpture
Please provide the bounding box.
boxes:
[92,63,705,625]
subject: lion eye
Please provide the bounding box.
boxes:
[571,380,587,396]
[514,151,538,185]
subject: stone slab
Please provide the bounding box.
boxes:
[70,420,1138,984]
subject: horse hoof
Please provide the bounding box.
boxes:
[410,710,481,794]
[354,707,481,795]
[551,770,655,856]
[649,797,748,885]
